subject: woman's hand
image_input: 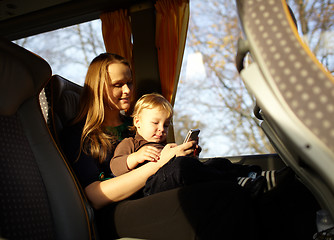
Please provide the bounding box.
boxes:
[127,146,161,170]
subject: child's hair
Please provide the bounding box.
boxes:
[131,93,173,129]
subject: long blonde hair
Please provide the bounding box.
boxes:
[74,53,132,163]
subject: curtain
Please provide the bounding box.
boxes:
[155,0,190,104]
[100,9,133,66]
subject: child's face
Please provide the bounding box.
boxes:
[134,107,171,143]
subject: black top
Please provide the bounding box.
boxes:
[60,116,133,189]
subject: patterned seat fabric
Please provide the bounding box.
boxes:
[0,38,94,240]
[0,115,56,239]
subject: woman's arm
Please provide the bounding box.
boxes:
[86,159,161,209]
[86,141,196,209]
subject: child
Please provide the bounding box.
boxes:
[110,92,176,176]
[110,93,292,197]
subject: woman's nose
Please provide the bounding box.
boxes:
[123,84,131,94]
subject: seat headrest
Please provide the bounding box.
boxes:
[0,37,51,115]
[50,75,82,126]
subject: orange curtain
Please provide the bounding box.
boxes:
[155,0,189,104]
[100,9,133,65]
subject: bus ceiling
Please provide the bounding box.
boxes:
[0,0,156,41]
[1,0,161,97]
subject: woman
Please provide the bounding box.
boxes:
[61,53,256,240]
[61,53,318,240]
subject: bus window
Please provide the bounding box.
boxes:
[14,20,104,86]
[173,0,333,158]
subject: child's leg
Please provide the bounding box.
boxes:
[261,167,295,191]
[143,156,235,196]
[203,157,262,178]
[203,158,295,193]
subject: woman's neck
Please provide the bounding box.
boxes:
[103,108,123,127]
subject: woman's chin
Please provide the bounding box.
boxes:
[119,103,131,111]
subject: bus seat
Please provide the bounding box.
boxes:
[0,37,96,240]
[236,0,334,217]
[45,74,82,146]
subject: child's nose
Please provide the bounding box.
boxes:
[158,125,165,132]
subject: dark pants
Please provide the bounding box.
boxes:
[143,156,262,196]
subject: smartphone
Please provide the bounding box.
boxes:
[183,129,200,143]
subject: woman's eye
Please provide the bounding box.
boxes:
[113,81,132,88]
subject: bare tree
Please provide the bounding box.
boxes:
[287,0,334,73]
[174,0,275,156]
[14,20,105,85]
[174,0,333,156]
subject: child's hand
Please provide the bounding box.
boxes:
[194,144,202,157]
[158,141,196,167]
[127,146,161,170]
[134,145,161,163]
[193,138,201,157]
[178,140,198,157]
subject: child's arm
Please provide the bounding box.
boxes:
[111,139,161,176]
[126,145,161,170]
[111,138,135,176]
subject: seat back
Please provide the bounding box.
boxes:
[236,0,334,217]
[0,38,95,240]
[45,74,83,146]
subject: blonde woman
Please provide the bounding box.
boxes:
[61,53,196,206]
[60,53,316,240]
[60,53,257,239]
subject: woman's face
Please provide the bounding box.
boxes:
[104,63,133,111]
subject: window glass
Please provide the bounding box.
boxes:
[15,0,333,157]
[173,0,333,157]
[15,20,105,86]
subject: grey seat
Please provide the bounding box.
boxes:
[42,73,142,240]
[44,74,82,146]
[236,0,334,218]
[0,37,97,240]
